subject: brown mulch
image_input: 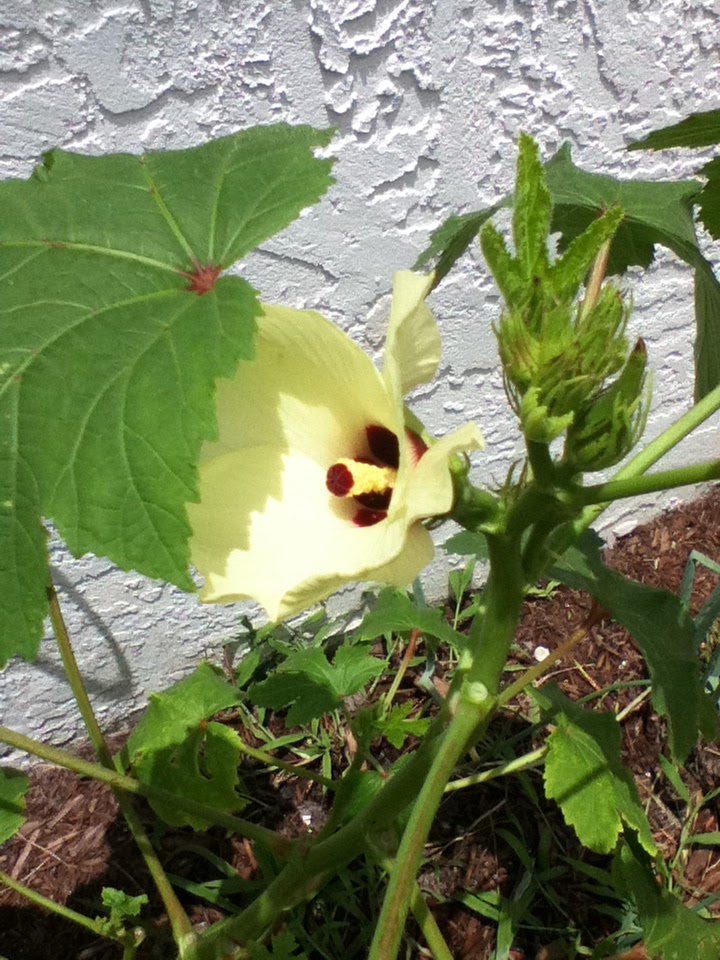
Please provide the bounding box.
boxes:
[2,487,720,959]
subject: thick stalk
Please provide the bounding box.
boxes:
[465,534,526,692]
[47,583,195,952]
[526,439,555,487]
[369,532,525,960]
[0,725,286,853]
[368,694,495,960]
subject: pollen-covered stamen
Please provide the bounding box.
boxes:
[326,458,396,500]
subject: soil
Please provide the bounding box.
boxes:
[2,487,720,960]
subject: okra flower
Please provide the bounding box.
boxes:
[188,271,483,621]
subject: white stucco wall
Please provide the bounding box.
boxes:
[1,0,719,758]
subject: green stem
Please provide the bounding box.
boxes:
[0,724,286,853]
[369,533,525,960]
[377,857,454,960]
[526,440,555,487]
[498,609,602,709]
[409,888,455,960]
[47,584,114,767]
[47,583,195,951]
[569,459,720,506]
[465,534,526,693]
[236,739,335,789]
[445,745,547,792]
[0,868,123,941]
[368,696,494,960]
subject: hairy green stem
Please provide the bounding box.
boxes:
[0,868,125,941]
[526,439,555,487]
[0,724,286,853]
[466,534,526,692]
[48,582,195,950]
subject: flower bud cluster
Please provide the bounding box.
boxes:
[495,274,649,470]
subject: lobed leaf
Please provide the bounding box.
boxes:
[248,672,339,726]
[413,205,505,287]
[552,532,715,762]
[535,684,656,856]
[355,587,464,648]
[278,644,386,698]
[627,109,720,151]
[698,157,720,238]
[123,661,247,828]
[0,124,334,665]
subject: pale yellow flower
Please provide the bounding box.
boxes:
[188,271,483,620]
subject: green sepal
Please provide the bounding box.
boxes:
[565,337,650,472]
[519,386,575,444]
[513,133,552,279]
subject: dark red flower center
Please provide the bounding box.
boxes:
[325,423,427,528]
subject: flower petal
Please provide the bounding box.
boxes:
[383,271,441,396]
[189,302,434,622]
[202,304,400,467]
[402,422,485,521]
[190,445,434,621]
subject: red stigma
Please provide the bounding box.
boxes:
[353,508,387,527]
[326,463,354,497]
[366,425,399,468]
[180,260,222,296]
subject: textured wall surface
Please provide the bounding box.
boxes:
[1,0,719,756]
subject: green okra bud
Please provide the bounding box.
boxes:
[564,338,650,472]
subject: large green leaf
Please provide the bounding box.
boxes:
[0,124,334,666]
[544,143,701,271]
[552,532,714,763]
[698,156,720,240]
[627,109,720,151]
[628,110,720,241]
[534,684,656,856]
